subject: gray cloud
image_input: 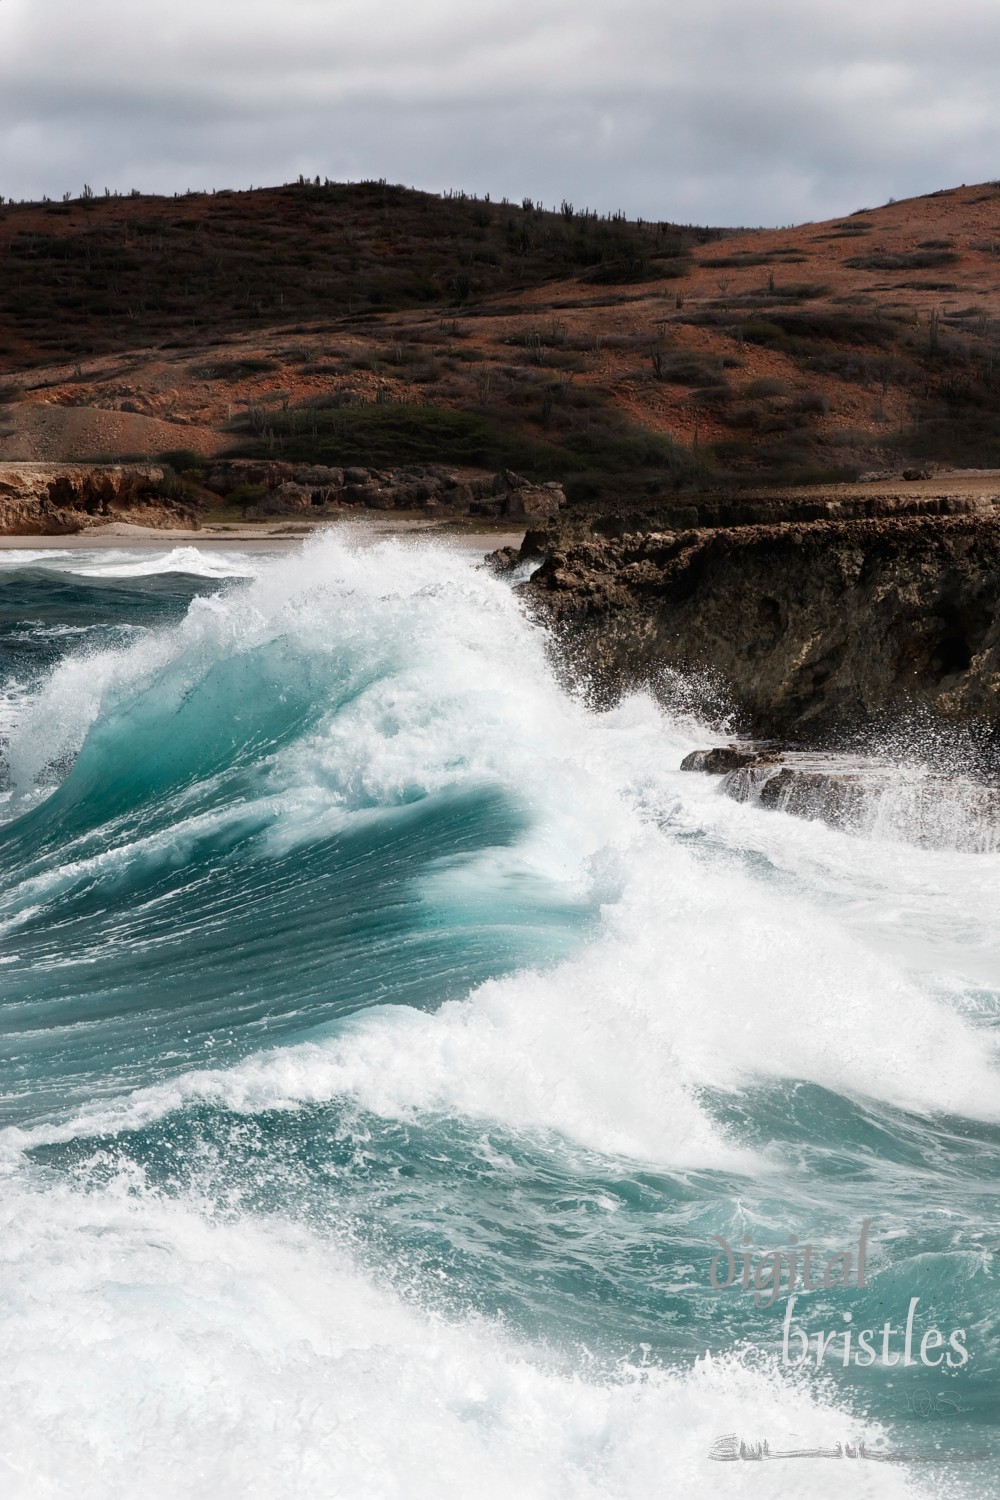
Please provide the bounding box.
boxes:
[2,0,999,224]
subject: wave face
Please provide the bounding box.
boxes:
[1,534,999,1498]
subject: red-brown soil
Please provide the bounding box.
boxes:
[2,179,1000,488]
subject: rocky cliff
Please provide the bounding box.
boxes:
[521,513,1000,735]
[207,461,566,523]
[0,464,198,534]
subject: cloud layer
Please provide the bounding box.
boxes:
[2,0,999,225]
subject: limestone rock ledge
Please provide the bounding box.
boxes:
[0,463,198,535]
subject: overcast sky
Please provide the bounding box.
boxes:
[2,0,999,226]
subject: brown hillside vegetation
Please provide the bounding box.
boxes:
[2,178,1000,500]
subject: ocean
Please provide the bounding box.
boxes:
[1,531,998,1498]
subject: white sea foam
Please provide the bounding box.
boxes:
[14,819,997,1171]
[4,531,999,1167]
[70,546,260,579]
[2,532,994,1497]
[0,1167,923,1500]
[0,545,259,579]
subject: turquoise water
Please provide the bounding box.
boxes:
[1,534,998,1498]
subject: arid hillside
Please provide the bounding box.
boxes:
[2,177,1000,499]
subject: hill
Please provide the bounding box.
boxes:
[2,178,1000,500]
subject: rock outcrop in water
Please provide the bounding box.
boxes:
[521,513,1000,735]
[0,463,198,534]
[681,744,1000,852]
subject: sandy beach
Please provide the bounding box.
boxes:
[0,518,525,552]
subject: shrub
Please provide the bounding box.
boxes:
[689,383,734,405]
[744,377,788,398]
[582,256,691,285]
[699,252,778,267]
[770,282,831,302]
[723,405,762,430]
[233,402,566,473]
[230,398,706,494]
[156,448,204,472]
[789,391,830,414]
[227,483,269,511]
[739,320,788,347]
[654,352,725,385]
[845,250,959,271]
[193,358,279,380]
[817,222,873,240]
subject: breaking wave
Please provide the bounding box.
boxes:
[1,532,997,1496]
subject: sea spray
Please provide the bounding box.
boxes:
[0,532,996,1496]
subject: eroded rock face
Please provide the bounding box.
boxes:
[468,471,566,522]
[218,460,567,521]
[0,463,197,534]
[244,481,315,518]
[522,514,1000,734]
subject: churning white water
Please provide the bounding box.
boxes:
[1,532,996,1497]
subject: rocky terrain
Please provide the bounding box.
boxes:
[4,177,1000,498]
[0,456,565,535]
[0,463,198,534]
[678,743,1000,852]
[520,470,1000,544]
[520,511,1000,736]
[5,176,1000,746]
[206,461,565,522]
